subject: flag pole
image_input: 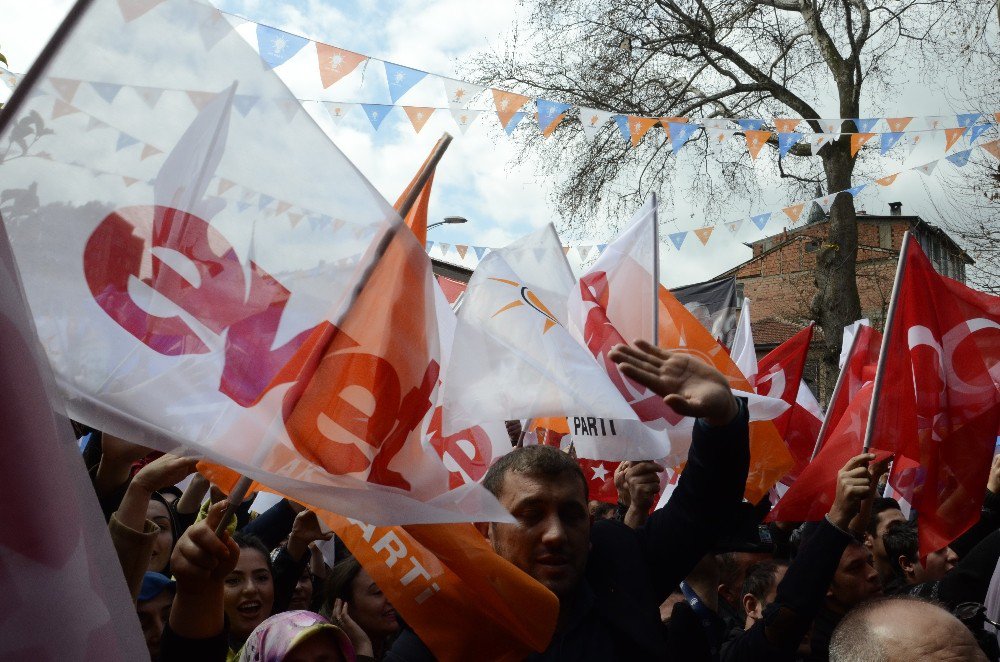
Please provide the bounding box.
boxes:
[651,193,660,345]
[516,419,534,447]
[861,231,912,453]
[810,325,861,460]
[214,135,455,534]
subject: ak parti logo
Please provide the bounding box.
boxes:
[488,277,560,333]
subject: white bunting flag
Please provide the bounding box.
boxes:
[441,78,485,109]
[578,107,615,139]
[449,108,481,134]
[324,101,353,123]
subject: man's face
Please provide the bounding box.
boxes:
[828,543,881,613]
[866,508,905,581]
[913,546,958,584]
[137,589,173,661]
[488,471,590,601]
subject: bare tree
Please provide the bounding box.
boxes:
[472,0,986,376]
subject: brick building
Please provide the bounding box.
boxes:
[720,202,973,402]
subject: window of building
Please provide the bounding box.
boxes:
[736,282,745,307]
[879,224,892,249]
[805,238,821,253]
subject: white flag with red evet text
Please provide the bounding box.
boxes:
[0,228,148,660]
[0,0,510,525]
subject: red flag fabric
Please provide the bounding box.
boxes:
[874,235,1000,556]
[820,324,882,453]
[577,458,621,504]
[767,382,890,522]
[0,232,148,659]
[756,324,818,479]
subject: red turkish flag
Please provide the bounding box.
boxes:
[756,324,818,479]
[577,458,621,504]
[875,235,1000,556]
[820,324,882,453]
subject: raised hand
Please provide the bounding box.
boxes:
[331,597,374,657]
[287,509,334,561]
[988,455,1000,494]
[828,453,876,531]
[131,453,199,494]
[609,339,738,426]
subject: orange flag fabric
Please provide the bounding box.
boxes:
[693,226,714,245]
[745,130,772,159]
[850,132,875,156]
[628,116,660,146]
[944,126,968,151]
[876,173,898,187]
[782,202,805,223]
[403,107,435,133]
[774,118,800,133]
[885,117,912,132]
[316,43,367,87]
[492,89,530,128]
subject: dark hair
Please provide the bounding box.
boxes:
[590,501,617,520]
[866,498,902,536]
[482,445,587,501]
[232,532,273,576]
[742,560,788,604]
[320,556,363,618]
[882,520,918,579]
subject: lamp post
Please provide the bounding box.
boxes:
[427,216,468,230]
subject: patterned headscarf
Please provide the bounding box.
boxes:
[236,610,355,662]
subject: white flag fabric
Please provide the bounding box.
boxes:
[730,298,758,384]
[441,78,485,109]
[0,0,511,525]
[449,108,481,134]
[578,107,615,139]
[441,225,640,435]
[839,319,871,369]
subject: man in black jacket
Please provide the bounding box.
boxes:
[388,339,751,660]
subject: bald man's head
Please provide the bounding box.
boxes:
[829,596,986,662]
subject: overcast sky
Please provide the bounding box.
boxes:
[2,0,993,286]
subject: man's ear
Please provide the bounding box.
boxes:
[863,532,875,550]
[899,554,917,580]
[474,521,490,539]
[742,593,759,620]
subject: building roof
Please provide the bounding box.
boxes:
[751,318,824,348]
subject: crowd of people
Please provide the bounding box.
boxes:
[84,340,1000,660]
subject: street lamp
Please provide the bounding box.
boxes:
[427,216,468,230]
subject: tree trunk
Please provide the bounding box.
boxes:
[812,139,861,401]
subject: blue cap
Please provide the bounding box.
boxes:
[138,572,175,602]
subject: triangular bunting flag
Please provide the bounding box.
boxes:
[85,116,105,131]
[403,107,434,133]
[946,149,973,167]
[750,212,771,230]
[850,132,875,156]
[258,194,274,210]
[274,201,292,216]
[276,99,301,122]
[777,132,801,159]
[426,241,435,252]
[455,245,469,260]
[702,118,730,130]
[361,103,392,130]
[140,144,161,160]
[197,7,231,51]
[880,132,903,154]
[233,94,258,117]
[442,78,485,108]
[745,130,772,159]
[115,132,139,151]
[737,118,764,131]
[706,128,733,146]
[693,226,714,245]
[957,112,981,127]
[814,195,835,214]
[913,160,938,176]
[450,109,481,134]
[596,243,608,254]
[774,118,800,133]
[185,90,215,111]
[903,133,923,157]
[578,107,614,140]
[255,25,308,69]
[438,243,451,256]
[944,126,968,151]
[492,89,530,128]
[969,123,992,144]
[845,184,866,197]
[115,0,165,22]
[325,102,353,123]
[885,117,912,132]
[982,139,1000,161]
[821,119,842,134]
[628,116,659,147]
[577,245,592,261]
[51,99,80,119]
[132,85,164,108]
[668,231,687,250]
[876,173,898,186]
[782,202,805,223]
[382,62,427,103]
[473,246,487,260]
[217,178,237,195]
[537,100,572,136]
[561,246,571,256]
[122,176,140,187]
[331,218,346,232]
[235,201,251,213]
[925,115,948,130]
[503,112,526,136]
[852,118,880,133]
[612,115,631,142]
[810,133,833,155]
[316,43,366,88]
[726,220,743,234]
[287,212,303,228]
[667,122,699,154]
[48,77,81,103]
[89,81,123,103]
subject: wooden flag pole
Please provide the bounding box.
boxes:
[810,327,862,460]
[861,231,912,453]
[215,133,454,534]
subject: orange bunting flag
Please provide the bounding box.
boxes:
[316,43,367,87]
[51,99,80,119]
[693,226,714,245]
[539,112,567,138]
[850,132,875,156]
[403,106,435,133]
[492,89,530,128]
[274,201,291,216]
[982,139,1000,161]
[783,202,805,223]
[185,90,215,111]
[628,116,660,147]
[745,130,772,159]
[122,176,139,187]
[876,173,899,187]
[455,244,468,259]
[140,144,162,160]
[49,76,81,102]
[944,126,968,151]
[287,212,303,228]
[885,117,913,132]
[774,118,800,133]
